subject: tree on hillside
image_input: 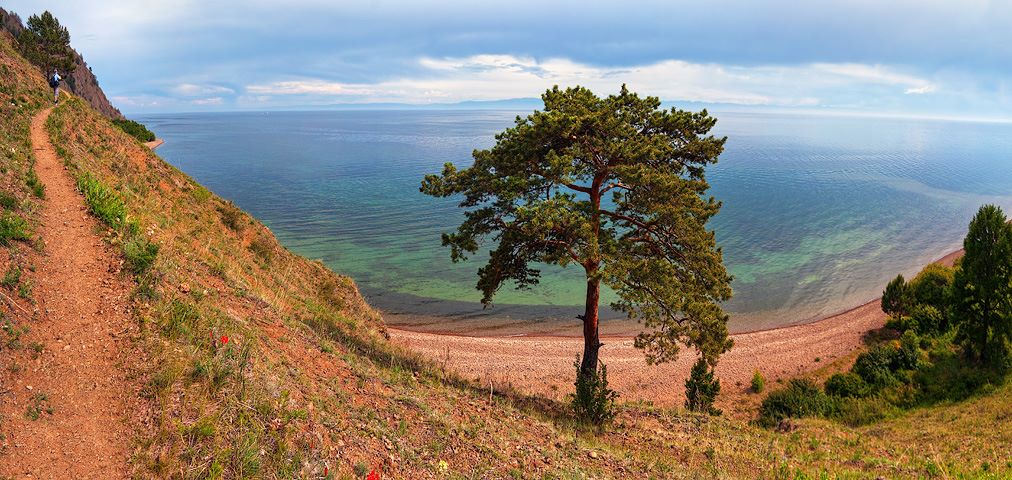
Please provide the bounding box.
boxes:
[951,204,1012,369]
[421,85,733,382]
[881,274,908,317]
[18,11,76,75]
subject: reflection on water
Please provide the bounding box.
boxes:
[139,110,1012,333]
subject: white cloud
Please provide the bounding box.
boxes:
[173,83,235,96]
[246,80,373,96]
[243,55,938,107]
[905,85,938,95]
[192,97,224,105]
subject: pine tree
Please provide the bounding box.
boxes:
[685,357,721,414]
[18,11,76,75]
[421,85,733,387]
[951,204,1012,369]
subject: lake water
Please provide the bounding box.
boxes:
[138,110,1012,335]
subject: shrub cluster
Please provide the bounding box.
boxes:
[760,204,1012,428]
[111,118,156,143]
[758,379,834,427]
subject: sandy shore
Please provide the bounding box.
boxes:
[390,249,963,407]
[144,138,164,150]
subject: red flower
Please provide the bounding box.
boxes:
[324,466,328,476]
[221,335,229,345]
[366,470,380,480]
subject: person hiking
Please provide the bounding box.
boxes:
[48,70,61,105]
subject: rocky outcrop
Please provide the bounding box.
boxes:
[0,7,122,119]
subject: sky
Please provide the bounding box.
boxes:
[5,0,1012,118]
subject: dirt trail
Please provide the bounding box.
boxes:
[0,107,137,478]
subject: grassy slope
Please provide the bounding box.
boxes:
[0,31,1008,478]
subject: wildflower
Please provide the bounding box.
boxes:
[437,459,449,473]
[366,470,380,480]
[221,335,229,345]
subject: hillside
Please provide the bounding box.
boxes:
[0,7,122,118]
[0,29,1009,478]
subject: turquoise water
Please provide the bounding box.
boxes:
[138,110,1012,333]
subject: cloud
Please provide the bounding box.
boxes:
[905,85,938,95]
[192,97,224,105]
[173,83,235,96]
[242,55,937,107]
[246,80,373,96]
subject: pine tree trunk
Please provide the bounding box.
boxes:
[580,276,602,375]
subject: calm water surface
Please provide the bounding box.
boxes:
[138,110,1012,334]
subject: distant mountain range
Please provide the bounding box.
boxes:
[0,7,122,119]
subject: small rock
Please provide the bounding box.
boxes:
[588,451,598,459]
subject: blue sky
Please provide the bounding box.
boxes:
[6,0,1012,118]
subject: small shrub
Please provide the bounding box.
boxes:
[25,392,53,420]
[0,213,31,246]
[248,234,274,263]
[0,191,19,210]
[758,378,835,427]
[825,372,870,398]
[25,169,45,199]
[2,265,22,290]
[571,357,618,425]
[685,358,721,414]
[124,235,159,274]
[750,369,766,394]
[217,202,246,233]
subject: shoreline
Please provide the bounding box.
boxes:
[389,247,965,340]
[144,138,164,150]
[389,247,964,407]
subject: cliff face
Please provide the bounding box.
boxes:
[0,7,122,119]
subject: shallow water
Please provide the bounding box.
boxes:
[139,109,1012,333]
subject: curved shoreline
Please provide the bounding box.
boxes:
[388,248,963,407]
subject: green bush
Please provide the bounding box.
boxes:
[758,378,835,427]
[571,358,618,425]
[0,192,17,210]
[750,369,766,394]
[909,304,944,336]
[853,344,901,389]
[896,330,924,371]
[111,118,156,143]
[25,169,44,199]
[0,213,31,246]
[908,263,953,314]
[825,372,870,398]
[124,235,159,274]
[685,358,721,415]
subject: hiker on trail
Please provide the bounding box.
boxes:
[49,70,61,105]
